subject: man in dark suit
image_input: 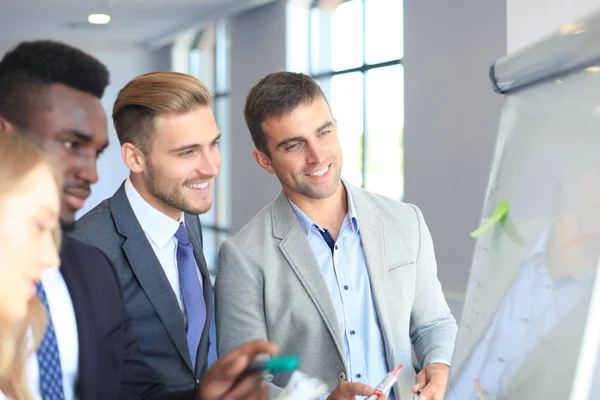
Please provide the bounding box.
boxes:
[71,71,218,391]
[0,39,272,400]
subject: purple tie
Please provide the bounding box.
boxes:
[175,223,206,370]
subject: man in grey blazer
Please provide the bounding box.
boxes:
[72,71,220,392]
[215,72,457,400]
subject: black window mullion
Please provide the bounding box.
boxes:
[309,0,403,191]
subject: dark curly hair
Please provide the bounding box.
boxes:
[0,40,110,130]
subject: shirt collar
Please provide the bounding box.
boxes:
[288,179,359,237]
[124,177,184,249]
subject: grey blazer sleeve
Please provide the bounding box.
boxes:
[214,240,284,398]
[409,205,458,367]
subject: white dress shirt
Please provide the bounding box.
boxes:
[26,267,79,400]
[124,178,202,313]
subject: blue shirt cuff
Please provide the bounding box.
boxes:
[429,358,451,366]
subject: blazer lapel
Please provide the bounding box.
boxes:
[272,191,347,368]
[59,235,97,400]
[110,185,193,371]
[184,213,213,374]
[349,185,397,372]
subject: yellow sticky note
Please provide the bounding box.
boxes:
[470,201,509,238]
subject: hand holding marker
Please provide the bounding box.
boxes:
[245,355,299,373]
[365,365,403,400]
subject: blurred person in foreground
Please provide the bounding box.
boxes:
[0,132,61,399]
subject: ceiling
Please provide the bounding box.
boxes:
[0,0,274,49]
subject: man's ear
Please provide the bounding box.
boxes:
[253,149,276,175]
[121,143,147,174]
[0,116,17,133]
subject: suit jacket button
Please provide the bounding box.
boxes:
[338,371,346,382]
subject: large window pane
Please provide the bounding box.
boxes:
[365,0,404,64]
[311,0,364,74]
[310,8,331,74]
[329,72,364,187]
[365,65,404,199]
[309,0,404,199]
[331,0,364,71]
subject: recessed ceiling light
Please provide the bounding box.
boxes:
[88,14,111,24]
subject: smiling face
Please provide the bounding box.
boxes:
[0,164,60,322]
[129,105,221,219]
[19,84,108,225]
[253,97,343,203]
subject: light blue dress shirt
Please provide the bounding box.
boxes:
[289,190,396,399]
[446,227,593,400]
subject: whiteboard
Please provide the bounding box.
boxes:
[446,9,600,400]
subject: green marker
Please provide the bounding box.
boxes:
[470,201,509,238]
[245,355,299,373]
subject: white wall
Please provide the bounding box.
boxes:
[78,44,172,217]
[507,0,600,54]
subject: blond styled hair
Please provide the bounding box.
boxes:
[0,132,62,399]
[112,71,212,156]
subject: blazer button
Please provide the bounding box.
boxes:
[338,371,346,382]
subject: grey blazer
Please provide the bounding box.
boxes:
[215,183,457,399]
[70,182,212,392]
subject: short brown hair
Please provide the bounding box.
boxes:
[244,72,328,155]
[113,71,212,156]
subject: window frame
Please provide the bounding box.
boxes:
[308,0,404,193]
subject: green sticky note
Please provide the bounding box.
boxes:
[470,201,509,238]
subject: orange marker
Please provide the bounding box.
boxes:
[366,365,403,400]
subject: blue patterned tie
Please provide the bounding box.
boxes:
[175,223,206,371]
[35,282,65,400]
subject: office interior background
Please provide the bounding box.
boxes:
[2,0,599,319]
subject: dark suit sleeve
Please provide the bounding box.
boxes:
[91,249,162,399]
[96,250,198,400]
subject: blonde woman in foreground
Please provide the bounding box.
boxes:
[0,133,62,399]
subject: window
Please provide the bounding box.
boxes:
[189,20,231,278]
[309,0,404,200]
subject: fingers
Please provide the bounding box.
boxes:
[224,341,279,364]
[417,381,442,400]
[222,372,266,400]
[220,341,279,377]
[246,382,269,400]
[198,341,277,400]
[412,370,427,393]
[332,382,374,398]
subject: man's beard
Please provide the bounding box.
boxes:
[146,164,210,216]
